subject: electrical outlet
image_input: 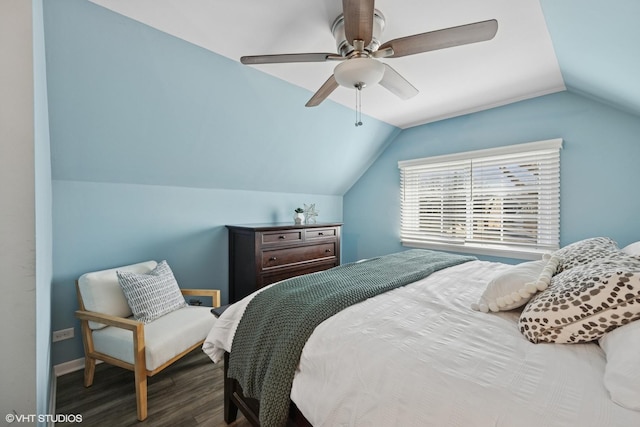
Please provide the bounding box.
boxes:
[52,327,74,342]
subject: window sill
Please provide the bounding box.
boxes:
[401,241,555,261]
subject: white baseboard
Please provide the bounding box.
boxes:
[54,357,102,377]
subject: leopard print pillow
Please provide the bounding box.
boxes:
[519,254,640,344]
[552,237,619,274]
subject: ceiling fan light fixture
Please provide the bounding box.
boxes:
[334,57,385,89]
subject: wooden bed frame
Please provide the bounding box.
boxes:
[223,352,312,427]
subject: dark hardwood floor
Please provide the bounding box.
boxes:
[55,349,251,427]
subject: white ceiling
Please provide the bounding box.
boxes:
[88,0,566,129]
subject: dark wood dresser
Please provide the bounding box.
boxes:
[226,222,342,303]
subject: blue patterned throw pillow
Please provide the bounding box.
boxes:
[117,260,187,323]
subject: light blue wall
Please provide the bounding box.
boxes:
[343,91,640,263]
[540,0,640,118]
[34,0,53,418]
[51,181,341,364]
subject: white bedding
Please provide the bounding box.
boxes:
[203,260,640,427]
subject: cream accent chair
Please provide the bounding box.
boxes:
[75,260,221,421]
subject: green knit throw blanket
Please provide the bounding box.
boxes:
[227,249,475,427]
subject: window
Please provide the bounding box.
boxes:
[399,139,562,259]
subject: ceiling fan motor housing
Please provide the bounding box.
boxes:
[331,9,386,56]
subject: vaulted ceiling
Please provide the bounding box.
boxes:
[87,0,640,129]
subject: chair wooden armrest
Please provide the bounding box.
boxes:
[75,309,142,331]
[180,288,221,308]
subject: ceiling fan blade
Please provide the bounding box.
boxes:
[241,52,342,65]
[342,0,375,46]
[379,19,498,58]
[379,64,418,100]
[306,75,339,107]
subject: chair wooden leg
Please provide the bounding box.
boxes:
[83,357,96,387]
[135,365,148,421]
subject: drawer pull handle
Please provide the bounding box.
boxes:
[279,235,286,239]
[269,256,277,261]
[325,249,331,253]
[318,232,324,235]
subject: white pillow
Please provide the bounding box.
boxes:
[78,260,158,330]
[599,320,640,411]
[471,257,557,313]
[622,241,640,256]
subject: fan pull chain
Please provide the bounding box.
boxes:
[355,82,363,127]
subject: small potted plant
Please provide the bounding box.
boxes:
[294,207,305,224]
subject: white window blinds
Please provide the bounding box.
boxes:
[399,139,562,259]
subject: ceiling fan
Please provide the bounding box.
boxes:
[240,0,498,111]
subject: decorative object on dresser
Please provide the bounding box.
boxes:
[226,222,342,303]
[303,203,318,224]
[293,207,305,224]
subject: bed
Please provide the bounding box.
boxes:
[203,239,640,427]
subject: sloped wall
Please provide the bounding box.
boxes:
[46,0,398,195]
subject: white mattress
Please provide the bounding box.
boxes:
[203,260,640,426]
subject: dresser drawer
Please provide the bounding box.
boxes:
[262,242,336,269]
[305,227,337,239]
[261,260,338,287]
[261,230,303,245]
